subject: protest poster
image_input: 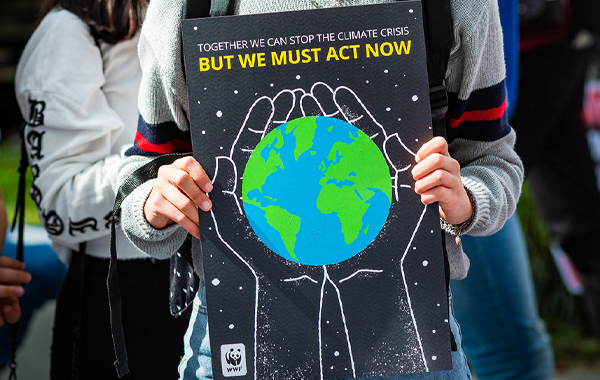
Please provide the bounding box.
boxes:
[182,2,452,378]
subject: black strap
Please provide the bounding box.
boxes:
[7,124,29,380]
[70,243,87,380]
[422,0,453,139]
[107,153,190,377]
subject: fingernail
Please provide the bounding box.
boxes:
[13,287,24,297]
[24,273,32,282]
[414,155,420,163]
[201,201,211,211]
[205,183,213,192]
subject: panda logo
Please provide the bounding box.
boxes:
[221,343,247,376]
[225,348,242,366]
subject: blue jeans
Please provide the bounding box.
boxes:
[179,285,471,379]
[450,214,554,380]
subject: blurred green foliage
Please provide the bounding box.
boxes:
[517,182,599,368]
[0,134,40,225]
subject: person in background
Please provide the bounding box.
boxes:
[14,0,190,378]
[511,0,600,337]
[0,186,31,327]
[451,1,555,379]
[117,0,524,379]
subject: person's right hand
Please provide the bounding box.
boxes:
[0,256,31,326]
[143,156,214,239]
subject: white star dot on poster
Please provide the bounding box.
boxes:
[412,95,419,102]
[202,130,205,135]
[386,107,391,111]
[197,100,201,104]
[409,9,414,13]
[334,351,340,357]
[270,83,274,87]
[229,324,235,329]
[194,26,198,30]
[296,75,301,80]
[366,80,369,83]
[216,110,223,117]
[432,356,437,360]
[384,69,389,73]
[212,278,220,286]
[234,90,238,94]
[422,260,429,266]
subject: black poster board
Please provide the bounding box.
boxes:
[182,2,452,379]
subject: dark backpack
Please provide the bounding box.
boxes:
[108,0,454,377]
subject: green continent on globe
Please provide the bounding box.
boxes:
[263,205,301,261]
[242,128,285,206]
[316,129,392,245]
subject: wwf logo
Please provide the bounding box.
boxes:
[220,343,247,377]
[225,348,242,366]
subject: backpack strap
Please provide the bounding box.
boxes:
[107,152,192,377]
[421,0,453,139]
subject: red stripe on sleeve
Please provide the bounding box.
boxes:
[448,99,507,129]
[134,131,192,154]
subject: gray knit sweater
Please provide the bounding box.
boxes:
[118,0,524,280]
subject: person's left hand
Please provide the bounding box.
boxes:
[0,256,31,326]
[411,136,473,225]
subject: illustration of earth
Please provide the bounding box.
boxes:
[242,116,392,266]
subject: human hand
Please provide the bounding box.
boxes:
[411,136,473,225]
[143,156,214,239]
[0,256,31,326]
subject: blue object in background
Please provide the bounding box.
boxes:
[499,0,519,119]
[0,226,67,367]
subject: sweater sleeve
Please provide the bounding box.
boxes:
[444,0,524,237]
[118,0,192,258]
[14,11,129,247]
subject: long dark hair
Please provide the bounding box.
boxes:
[38,0,148,44]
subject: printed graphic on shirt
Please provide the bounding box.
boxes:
[43,210,64,236]
[29,184,42,208]
[183,2,451,379]
[221,344,247,377]
[69,217,99,236]
[30,164,40,180]
[27,98,45,127]
[104,211,114,229]
[27,130,45,160]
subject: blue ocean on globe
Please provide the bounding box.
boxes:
[242,116,392,266]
